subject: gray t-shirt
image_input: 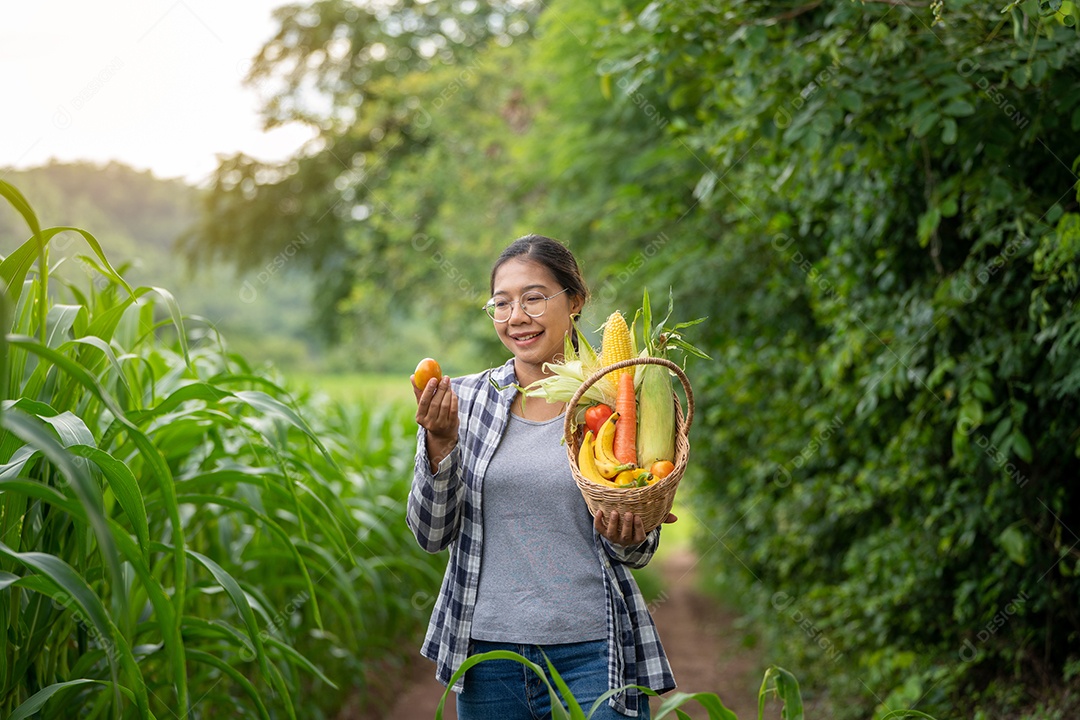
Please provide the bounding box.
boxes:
[470,412,608,644]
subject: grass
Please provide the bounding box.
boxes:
[288,370,416,408]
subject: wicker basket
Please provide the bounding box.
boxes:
[563,356,695,534]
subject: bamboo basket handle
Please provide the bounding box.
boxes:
[562,356,695,446]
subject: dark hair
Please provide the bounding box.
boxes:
[490,234,589,304]
[490,234,589,347]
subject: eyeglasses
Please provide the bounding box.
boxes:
[483,288,569,322]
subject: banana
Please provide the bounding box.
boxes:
[595,412,636,478]
[579,431,611,485]
[596,455,635,480]
[594,412,622,466]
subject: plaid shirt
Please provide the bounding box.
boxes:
[407,358,676,717]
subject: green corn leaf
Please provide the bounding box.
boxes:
[0,181,46,343]
[174,493,321,628]
[0,409,123,611]
[161,543,273,684]
[0,543,149,716]
[437,650,566,720]
[540,649,585,718]
[262,635,337,688]
[45,304,88,349]
[0,180,43,243]
[67,445,150,553]
[230,390,338,468]
[655,691,738,719]
[185,650,271,720]
[758,666,804,720]
[145,286,190,368]
[7,336,189,641]
[8,679,140,720]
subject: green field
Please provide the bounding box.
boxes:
[288,371,418,409]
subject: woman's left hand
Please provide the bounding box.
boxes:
[595,510,678,546]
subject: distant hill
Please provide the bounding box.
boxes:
[0,160,196,256]
[0,160,323,371]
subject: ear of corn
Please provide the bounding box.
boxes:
[637,363,676,467]
[601,311,634,394]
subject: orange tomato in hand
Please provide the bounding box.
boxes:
[585,403,614,435]
[650,460,675,479]
[412,357,443,390]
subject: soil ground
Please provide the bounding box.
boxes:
[375,547,764,720]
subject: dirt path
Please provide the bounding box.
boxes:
[377,547,762,719]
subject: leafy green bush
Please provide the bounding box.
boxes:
[0,180,443,718]
[581,0,1080,715]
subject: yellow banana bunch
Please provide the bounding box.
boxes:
[578,413,655,488]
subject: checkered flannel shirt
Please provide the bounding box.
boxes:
[406,358,676,717]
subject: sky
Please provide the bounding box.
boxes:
[1,1,316,185]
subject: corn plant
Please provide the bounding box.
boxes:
[436,651,940,720]
[0,180,443,718]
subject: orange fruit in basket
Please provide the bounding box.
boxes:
[650,460,675,479]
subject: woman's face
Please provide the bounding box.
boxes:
[490,257,582,373]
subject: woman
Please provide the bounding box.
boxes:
[407,234,676,718]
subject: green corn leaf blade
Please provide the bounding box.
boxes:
[46,227,134,296]
[262,635,337,688]
[185,650,271,720]
[0,181,45,342]
[0,179,43,242]
[263,656,298,720]
[67,445,150,553]
[585,684,659,718]
[0,543,149,716]
[0,227,131,343]
[175,493,321,628]
[1,288,9,401]
[0,570,20,590]
[162,543,273,682]
[757,666,803,720]
[45,304,88,349]
[8,337,189,638]
[145,286,190,368]
[540,649,585,719]
[0,409,123,612]
[8,679,139,720]
[668,336,713,361]
[39,410,96,448]
[230,390,338,469]
[438,650,561,720]
[70,336,134,398]
[670,317,707,331]
[642,286,653,354]
[655,690,739,719]
[125,382,234,425]
[83,292,141,344]
[775,667,803,720]
[8,335,126,418]
[181,616,256,655]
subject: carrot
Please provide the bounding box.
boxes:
[613,372,637,465]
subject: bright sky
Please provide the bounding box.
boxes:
[1,1,316,185]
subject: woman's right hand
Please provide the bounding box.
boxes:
[412,375,459,469]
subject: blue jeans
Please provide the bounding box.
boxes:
[456,639,650,720]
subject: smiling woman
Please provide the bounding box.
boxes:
[407,234,679,719]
